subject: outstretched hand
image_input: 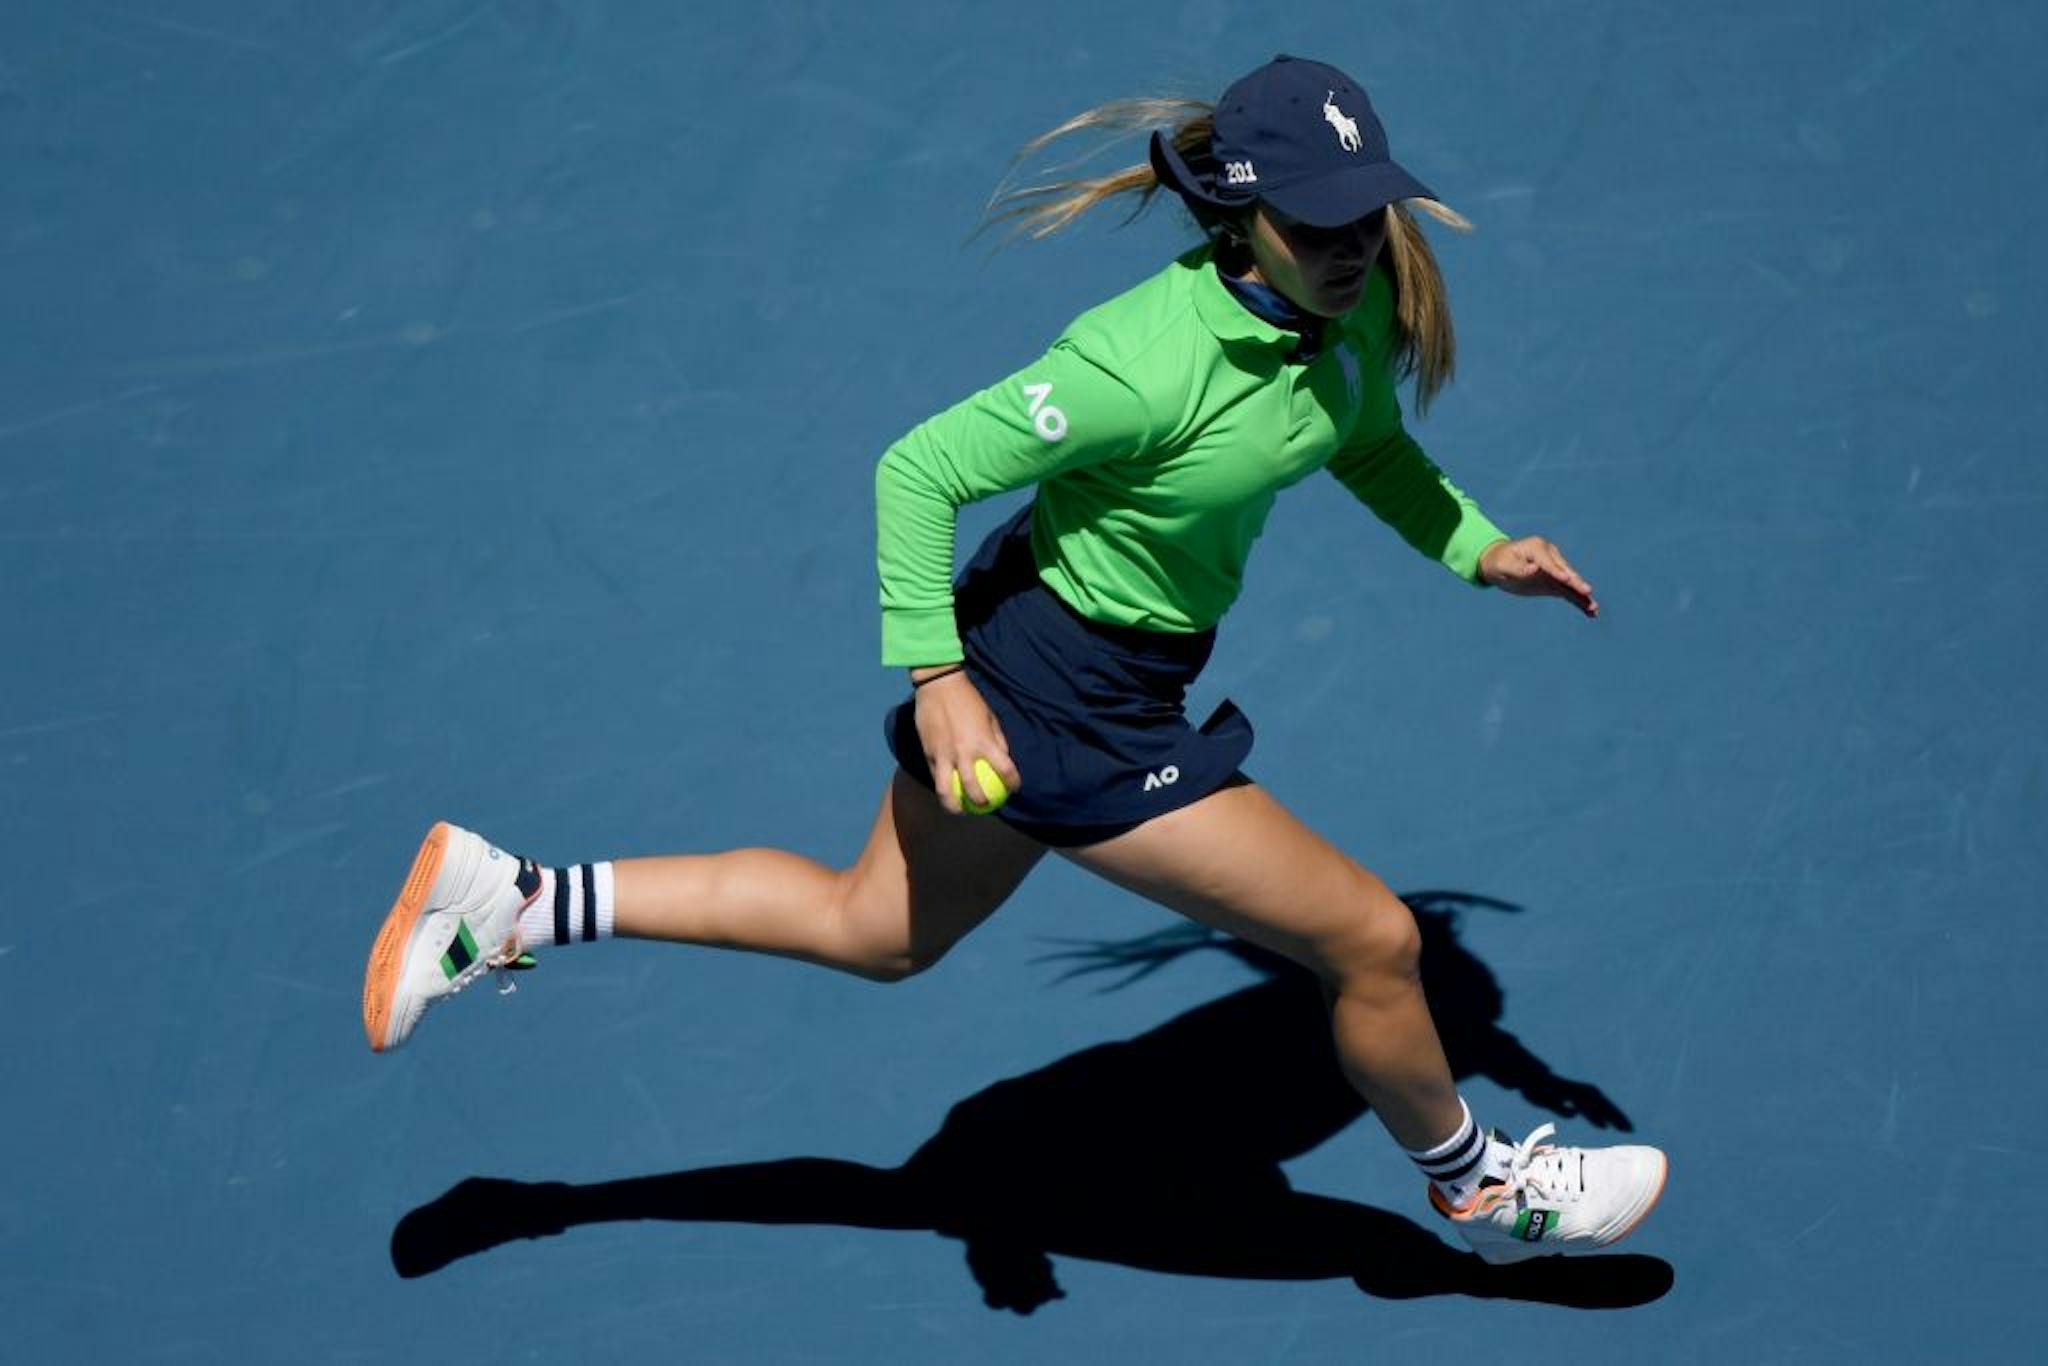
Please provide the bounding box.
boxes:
[1478,536,1599,618]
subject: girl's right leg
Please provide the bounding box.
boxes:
[365,772,1044,1051]
[612,771,1047,980]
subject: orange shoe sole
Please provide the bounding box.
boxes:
[362,822,452,1053]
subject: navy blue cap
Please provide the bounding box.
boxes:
[1157,54,1434,229]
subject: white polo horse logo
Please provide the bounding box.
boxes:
[1323,91,1363,152]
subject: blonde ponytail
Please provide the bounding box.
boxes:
[982,98,1215,241]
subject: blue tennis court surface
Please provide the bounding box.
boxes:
[5,2,2044,1360]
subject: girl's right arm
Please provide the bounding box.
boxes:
[877,339,1154,812]
[875,339,1154,665]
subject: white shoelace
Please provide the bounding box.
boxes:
[441,939,524,999]
[1501,1122,1582,1203]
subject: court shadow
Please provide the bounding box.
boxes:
[392,892,1673,1312]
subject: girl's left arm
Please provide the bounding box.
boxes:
[1324,417,1509,587]
[1328,424,1598,617]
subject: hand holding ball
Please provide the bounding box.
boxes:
[950,758,1010,815]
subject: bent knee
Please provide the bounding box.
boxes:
[852,942,947,984]
[828,875,952,983]
[1325,870,1423,983]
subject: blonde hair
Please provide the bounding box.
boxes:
[985,97,1472,412]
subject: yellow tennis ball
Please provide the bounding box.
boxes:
[950,758,1009,815]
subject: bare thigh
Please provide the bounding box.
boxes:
[1056,778,1414,981]
[839,770,1048,976]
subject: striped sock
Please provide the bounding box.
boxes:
[515,862,616,952]
[1405,1098,1506,1205]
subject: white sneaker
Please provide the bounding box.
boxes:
[1432,1123,1668,1264]
[362,822,541,1053]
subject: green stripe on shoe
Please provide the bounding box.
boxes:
[1513,1208,1556,1242]
[440,921,479,979]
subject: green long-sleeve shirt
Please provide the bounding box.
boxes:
[874,244,1506,666]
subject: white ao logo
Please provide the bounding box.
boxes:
[1323,91,1363,152]
[1142,765,1180,792]
[1022,382,1067,442]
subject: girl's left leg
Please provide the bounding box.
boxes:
[1059,777,1669,1262]
[1058,779,1460,1151]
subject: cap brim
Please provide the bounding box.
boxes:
[1261,160,1435,228]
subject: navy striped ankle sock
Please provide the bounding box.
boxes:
[515,863,616,951]
[1405,1098,1503,1204]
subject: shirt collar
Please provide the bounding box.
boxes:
[1185,244,1297,350]
[1219,271,1307,331]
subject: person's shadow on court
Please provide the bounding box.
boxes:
[392,892,1673,1311]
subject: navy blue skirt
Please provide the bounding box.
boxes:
[885,503,1255,847]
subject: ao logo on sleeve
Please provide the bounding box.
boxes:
[1021,382,1068,442]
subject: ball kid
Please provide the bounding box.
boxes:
[362,54,1667,1265]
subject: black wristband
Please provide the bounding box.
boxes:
[911,664,965,689]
